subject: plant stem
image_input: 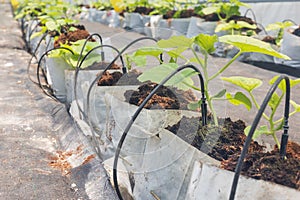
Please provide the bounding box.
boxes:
[208,51,242,81]
[249,92,270,121]
[272,133,281,149]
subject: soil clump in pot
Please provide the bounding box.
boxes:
[97,69,142,86]
[166,117,264,161]
[54,25,95,48]
[124,82,197,110]
[221,141,300,190]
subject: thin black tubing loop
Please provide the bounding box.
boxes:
[282,19,298,26]
[75,33,103,69]
[86,36,161,124]
[243,8,257,24]
[256,23,268,36]
[74,44,124,120]
[112,64,207,200]
[37,47,74,100]
[229,75,290,200]
[27,18,40,50]
[27,32,48,85]
[85,36,163,159]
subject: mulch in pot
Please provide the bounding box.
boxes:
[166,116,264,161]
[97,70,197,110]
[221,141,300,190]
[226,15,261,34]
[167,115,300,190]
[124,82,197,110]
[97,69,142,86]
[54,25,95,48]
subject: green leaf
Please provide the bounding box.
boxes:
[268,92,280,111]
[45,21,58,31]
[202,6,218,15]
[215,21,257,32]
[212,89,226,99]
[219,35,290,59]
[244,125,269,139]
[290,100,300,112]
[157,35,194,48]
[221,76,262,92]
[269,76,300,92]
[187,101,201,111]
[266,21,293,31]
[137,63,196,91]
[167,47,189,59]
[194,34,218,54]
[226,92,252,110]
[134,47,164,58]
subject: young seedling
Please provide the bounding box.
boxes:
[222,75,300,148]
[130,34,289,126]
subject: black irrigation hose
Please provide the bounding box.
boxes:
[74,44,125,120]
[85,36,163,159]
[229,75,290,200]
[27,18,40,52]
[256,22,268,35]
[112,64,207,200]
[244,8,257,24]
[75,33,103,69]
[37,47,74,101]
[282,19,298,26]
[27,32,48,85]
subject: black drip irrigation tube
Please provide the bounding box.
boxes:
[229,75,290,200]
[112,64,207,200]
[27,32,49,85]
[37,47,75,101]
[74,44,125,120]
[244,8,257,24]
[85,36,161,159]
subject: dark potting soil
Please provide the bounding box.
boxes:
[292,27,300,37]
[262,35,276,45]
[201,13,226,22]
[163,9,200,19]
[133,6,154,15]
[98,71,197,109]
[86,62,121,70]
[166,116,264,161]
[97,70,142,86]
[221,141,300,190]
[124,82,197,110]
[54,29,94,48]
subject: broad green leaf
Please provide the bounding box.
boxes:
[266,21,293,31]
[194,34,218,54]
[219,35,290,59]
[244,125,269,139]
[226,92,252,110]
[134,46,164,58]
[268,92,280,111]
[127,54,147,67]
[187,101,201,111]
[212,89,226,99]
[167,47,189,59]
[221,76,262,92]
[138,63,196,91]
[215,21,257,32]
[202,6,218,15]
[45,21,58,31]
[157,36,194,48]
[290,100,300,112]
[269,76,300,92]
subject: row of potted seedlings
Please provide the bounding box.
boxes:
[14,0,300,199]
[79,0,300,67]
